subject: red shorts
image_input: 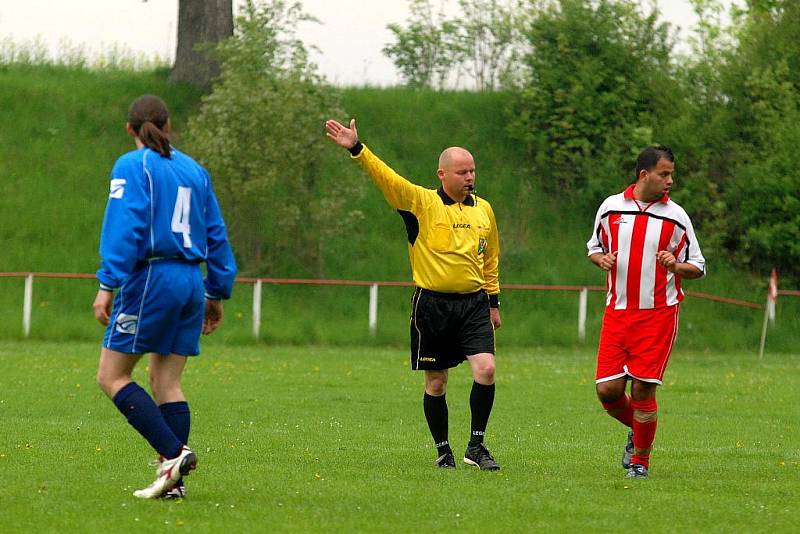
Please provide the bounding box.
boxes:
[595,304,679,385]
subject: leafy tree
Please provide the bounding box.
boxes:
[657,0,736,258]
[453,0,520,91]
[383,0,460,89]
[727,70,800,277]
[715,1,800,278]
[663,0,800,280]
[186,0,364,276]
[509,0,677,201]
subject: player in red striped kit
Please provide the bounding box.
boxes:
[587,146,705,478]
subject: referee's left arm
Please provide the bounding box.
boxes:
[483,203,501,309]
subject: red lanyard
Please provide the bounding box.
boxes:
[633,199,657,213]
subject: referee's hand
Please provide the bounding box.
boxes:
[490,308,502,330]
[325,118,358,150]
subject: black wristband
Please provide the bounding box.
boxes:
[489,294,499,309]
[348,141,364,156]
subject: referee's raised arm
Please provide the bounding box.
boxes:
[325,118,426,212]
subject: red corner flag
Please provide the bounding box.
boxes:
[768,269,778,302]
[768,269,778,322]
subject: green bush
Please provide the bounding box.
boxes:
[186,0,364,276]
[509,0,675,202]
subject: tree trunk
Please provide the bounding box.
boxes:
[170,0,233,90]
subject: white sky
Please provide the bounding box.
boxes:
[0,0,730,86]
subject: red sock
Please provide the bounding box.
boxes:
[601,394,633,427]
[630,398,658,468]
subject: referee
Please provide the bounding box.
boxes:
[325,118,502,470]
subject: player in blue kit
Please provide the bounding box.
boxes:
[93,95,237,499]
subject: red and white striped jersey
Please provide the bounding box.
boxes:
[587,185,706,310]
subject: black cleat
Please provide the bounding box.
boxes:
[626,464,649,478]
[622,430,634,469]
[464,443,500,471]
[435,451,456,469]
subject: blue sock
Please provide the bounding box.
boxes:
[159,401,191,445]
[112,382,183,459]
[160,401,191,487]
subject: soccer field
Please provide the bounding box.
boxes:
[1,341,797,532]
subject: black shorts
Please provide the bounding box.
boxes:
[409,288,495,371]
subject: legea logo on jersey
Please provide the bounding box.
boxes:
[109,179,126,199]
[115,313,138,335]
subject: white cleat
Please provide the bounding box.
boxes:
[133,446,197,499]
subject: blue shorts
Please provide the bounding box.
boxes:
[103,260,205,356]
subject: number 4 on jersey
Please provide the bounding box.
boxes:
[171,186,192,248]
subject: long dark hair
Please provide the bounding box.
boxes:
[128,95,171,158]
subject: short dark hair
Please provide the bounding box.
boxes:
[635,145,674,182]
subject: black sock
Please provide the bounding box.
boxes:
[469,382,495,446]
[423,393,451,456]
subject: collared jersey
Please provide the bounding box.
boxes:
[353,145,500,296]
[97,147,237,299]
[587,184,705,310]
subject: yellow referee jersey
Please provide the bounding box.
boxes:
[352,145,500,297]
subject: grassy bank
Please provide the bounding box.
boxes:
[0,66,796,350]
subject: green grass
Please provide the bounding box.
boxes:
[1,341,797,532]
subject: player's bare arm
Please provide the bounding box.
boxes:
[590,251,618,271]
[656,250,703,279]
[325,118,358,149]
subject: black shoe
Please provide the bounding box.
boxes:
[622,431,634,469]
[464,443,500,471]
[626,464,649,478]
[435,451,456,469]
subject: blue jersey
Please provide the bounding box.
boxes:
[97,147,237,299]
